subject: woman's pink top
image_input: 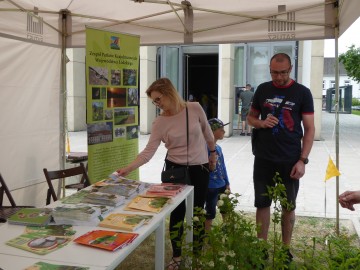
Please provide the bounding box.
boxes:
[137,102,214,166]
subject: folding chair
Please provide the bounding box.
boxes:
[43,162,90,205]
[0,173,33,223]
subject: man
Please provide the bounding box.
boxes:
[239,84,254,136]
[247,53,315,261]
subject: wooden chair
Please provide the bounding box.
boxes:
[43,162,90,205]
[0,173,33,223]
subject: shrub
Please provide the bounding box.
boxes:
[175,173,360,270]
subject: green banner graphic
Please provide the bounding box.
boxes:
[86,28,140,183]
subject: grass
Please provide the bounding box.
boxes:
[352,110,360,116]
[115,213,359,269]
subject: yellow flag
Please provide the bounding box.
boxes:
[66,135,71,154]
[324,156,340,181]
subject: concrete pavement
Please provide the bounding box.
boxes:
[69,111,360,222]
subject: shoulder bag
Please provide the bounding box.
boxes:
[161,106,191,185]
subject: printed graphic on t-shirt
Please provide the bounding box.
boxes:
[264,95,295,134]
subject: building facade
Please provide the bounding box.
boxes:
[66,40,324,140]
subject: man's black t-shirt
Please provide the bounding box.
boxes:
[251,80,314,163]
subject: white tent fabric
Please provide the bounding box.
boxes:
[0,0,359,206]
[0,36,61,206]
[0,0,351,47]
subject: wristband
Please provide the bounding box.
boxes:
[209,150,216,153]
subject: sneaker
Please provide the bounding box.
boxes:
[247,133,252,136]
[240,132,245,136]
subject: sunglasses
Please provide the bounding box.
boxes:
[151,94,163,105]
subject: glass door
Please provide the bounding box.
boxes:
[247,42,296,90]
[157,46,181,91]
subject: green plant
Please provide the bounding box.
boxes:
[264,172,294,269]
[339,45,360,83]
[178,192,267,270]
[173,173,360,270]
[352,98,360,106]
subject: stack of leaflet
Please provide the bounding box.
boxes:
[108,172,151,190]
[81,192,126,207]
[92,185,140,200]
[52,204,113,226]
[145,183,185,198]
[7,208,53,226]
[93,173,151,199]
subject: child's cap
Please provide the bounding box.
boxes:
[208,118,230,131]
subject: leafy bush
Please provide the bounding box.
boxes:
[174,173,360,270]
[352,98,360,106]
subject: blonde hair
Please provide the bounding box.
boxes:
[146,78,186,114]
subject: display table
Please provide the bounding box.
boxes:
[0,185,194,270]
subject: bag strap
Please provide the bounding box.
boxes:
[273,98,286,118]
[185,105,189,166]
[163,104,189,171]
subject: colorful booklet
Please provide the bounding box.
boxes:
[99,213,153,231]
[25,261,89,270]
[6,225,76,255]
[7,208,53,226]
[145,183,185,197]
[125,195,170,213]
[74,230,138,251]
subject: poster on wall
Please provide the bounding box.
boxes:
[86,27,140,183]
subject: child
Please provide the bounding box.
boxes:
[205,118,231,231]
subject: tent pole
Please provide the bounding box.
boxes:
[334,26,340,235]
[59,10,68,198]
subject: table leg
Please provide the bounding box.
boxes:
[185,187,194,247]
[155,218,165,270]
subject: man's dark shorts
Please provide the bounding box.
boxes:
[253,157,299,209]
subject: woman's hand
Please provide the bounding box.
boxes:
[116,167,130,176]
[209,152,217,171]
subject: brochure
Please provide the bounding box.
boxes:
[25,261,89,270]
[74,230,138,251]
[125,195,170,213]
[146,183,185,197]
[99,213,153,231]
[6,225,76,255]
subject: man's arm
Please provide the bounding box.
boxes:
[247,108,279,129]
[246,108,261,128]
[300,114,315,159]
[290,113,315,179]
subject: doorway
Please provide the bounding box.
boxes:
[184,53,218,119]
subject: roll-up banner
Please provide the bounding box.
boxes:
[85,27,140,183]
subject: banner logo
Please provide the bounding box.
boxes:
[27,7,43,42]
[268,6,296,40]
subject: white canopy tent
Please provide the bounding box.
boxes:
[0,0,358,207]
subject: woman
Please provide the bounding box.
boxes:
[116,78,217,269]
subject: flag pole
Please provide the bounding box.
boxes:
[334,25,340,235]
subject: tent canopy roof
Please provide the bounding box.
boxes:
[0,0,358,47]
